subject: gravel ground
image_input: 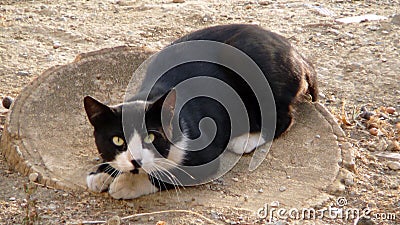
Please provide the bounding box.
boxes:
[0,0,399,224]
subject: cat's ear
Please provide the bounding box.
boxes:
[161,88,177,119]
[149,89,177,123]
[84,96,114,127]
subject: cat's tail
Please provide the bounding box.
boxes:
[294,51,319,102]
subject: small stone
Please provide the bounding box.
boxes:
[172,0,185,3]
[344,174,354,186]
[48,204,57,210]
[359,111,375,120]
[17,70,30,76]
[315,134,321,139]
[107,216,121,225]
[258,188,264,193]
[62,193,69,197]
[126,202,134,207]
[9,197,16,201]
[386,141,400,152]
[391,14,400,26]
[270,201,279,207]
[327,180,346,195]
[274,221,288,225]
[369,127,379,136]
[53,41,61,49]
[385,107,396,114]
[279,186,287,192]
[2,96,13,109]
[148,216,155,221]
[387,161,400,170]
[29,172,39,182]
[232,177,239,182]
[210,210,219,219]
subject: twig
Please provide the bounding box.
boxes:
[71,209,221,225]
[121,209,220,224]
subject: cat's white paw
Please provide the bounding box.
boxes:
[87,172,113,192]
[228,132,265,154]
[109,173,158,200]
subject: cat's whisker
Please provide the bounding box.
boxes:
[153,164,184,198]
[86,162,111,174]
[153,166,181,200]
[154,159,195,180]
[153,164,182,188]
[147,168,170,197]
[100,166,120,192]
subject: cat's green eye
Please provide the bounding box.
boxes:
[112,136,124,147]
[143,133,155,144]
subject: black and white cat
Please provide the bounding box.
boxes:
[84,24,318,199]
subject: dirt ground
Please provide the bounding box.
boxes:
[0,0,399,224]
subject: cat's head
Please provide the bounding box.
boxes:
[83,90,186,174]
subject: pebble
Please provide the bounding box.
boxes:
[48,203,57,210]
[344,173,354,186]
[387,161,400,170]
[391,14,400,26]
[271,201,279,207]
[386,141,400,151]
[107,216,121,225]
[279,186,287,192]
[369,127,379,136]
[315,134,321,139]
[385,107,396,114]
[126,201,134,207]
[148,216,155,221]
[258,188,264,193]
[9,197,16,201]
[172,0,185,3]
[210,210,219,219]
[53,41,61,49]
[29,172,39,182]
[17,70,30,76]
[232,177,239,182]
[328,180,346,195]
[2,96,13,109]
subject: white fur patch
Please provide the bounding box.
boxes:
[167,139,187,165]
[108,172,158,199]
[87,172,114,192]
[228,132,265,154]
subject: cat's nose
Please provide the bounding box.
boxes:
[132,159,142,168]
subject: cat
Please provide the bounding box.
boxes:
[84,24,318,199]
